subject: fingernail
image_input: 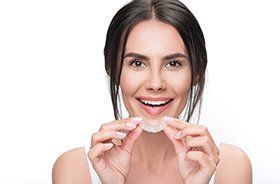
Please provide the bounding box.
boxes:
[127,122,137,128]
[104,143,113,148]
[131,116,142,123]
[116,131,126,139]
[175,131,181,139]
[163,116,174,123]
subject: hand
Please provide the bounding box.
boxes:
[163,117,220,184]
[87,117,143,184]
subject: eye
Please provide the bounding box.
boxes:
[165,60,182,68]
[129,60,146,68]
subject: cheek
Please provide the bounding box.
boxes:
[164,70,191,95]
[120,69,145,97]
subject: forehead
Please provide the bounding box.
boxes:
[125,20,186,55]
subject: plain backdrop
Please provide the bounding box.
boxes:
[0,0,279,183]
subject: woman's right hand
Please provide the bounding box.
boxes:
[87,117,143,184]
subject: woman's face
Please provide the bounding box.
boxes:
[120,20,192,122]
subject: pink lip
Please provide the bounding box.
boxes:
[136,98,173,116]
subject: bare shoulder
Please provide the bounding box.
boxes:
[215,143,253,184]
[52,147,91,184]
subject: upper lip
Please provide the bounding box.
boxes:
[136,96,174,101]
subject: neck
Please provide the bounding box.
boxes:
[131,130,176,170]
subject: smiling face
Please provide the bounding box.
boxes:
[120,20,192,122]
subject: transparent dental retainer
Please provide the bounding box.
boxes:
[112,116,172,145]
[140,117,168,133]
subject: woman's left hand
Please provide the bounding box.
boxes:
[163,117,220,184]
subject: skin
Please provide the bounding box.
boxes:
[120,19,191,171]
[52,20,252,184]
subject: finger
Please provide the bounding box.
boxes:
[111,119,142,146]
[185,136,220,164]
[91,130,128,147]
[174,125,218,153]
[166,117,215,145]
[92,117,142,146]
[163,116,191,130]
[163,124,187,155]
[120,124,144,155]
[186,151,217,173]
[112,138,123,146]
[87,142,114,165]
[99,117,142,132]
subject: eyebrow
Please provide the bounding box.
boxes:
[123,52,189,62]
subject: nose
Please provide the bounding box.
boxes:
[145,70,166,92]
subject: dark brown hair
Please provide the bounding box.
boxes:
[104,0,207,124]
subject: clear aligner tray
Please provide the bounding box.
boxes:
[139,117,168,133]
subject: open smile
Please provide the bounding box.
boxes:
[136,97,174,116]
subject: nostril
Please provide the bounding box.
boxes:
[146,81,166,91]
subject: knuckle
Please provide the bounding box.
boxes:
[182,126,188,132]
[182,127,190,135]
[202,136,209,144]
[198,152,204,158]
[87,150,93,160]
[108,130,117,137]
[186,151,192,157]
[186,140,190,147]
[113,131,120,138]
[211,162,217,170]
[216,157,220,164]
[199,125,207,131]
[91,133,98,144]
[91,132,97,139]
[99,123,108,131]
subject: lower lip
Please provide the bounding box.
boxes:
[137,99,173,116]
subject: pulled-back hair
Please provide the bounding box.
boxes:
[104,0,207,124]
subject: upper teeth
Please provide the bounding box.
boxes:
[140,99,170,105]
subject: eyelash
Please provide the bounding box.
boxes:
[129,60,182,69]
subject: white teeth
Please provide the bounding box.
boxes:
[140,119,167,133]
[140,99,169,106]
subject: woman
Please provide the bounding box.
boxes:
[52,0,252,183]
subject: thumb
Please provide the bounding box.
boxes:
[163,124,186,155]
[121,125,143,154]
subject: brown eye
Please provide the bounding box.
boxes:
[166,60,182,68]
[129,60,145,68]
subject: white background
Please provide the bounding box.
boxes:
[0,0,279,183]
